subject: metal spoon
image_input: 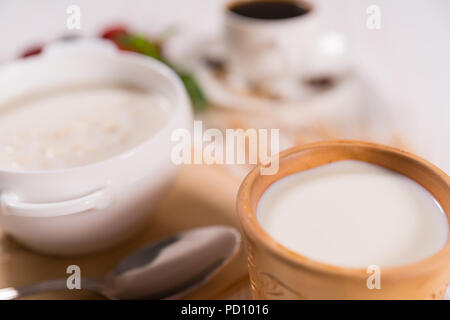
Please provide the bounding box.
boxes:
[0,225,241,300]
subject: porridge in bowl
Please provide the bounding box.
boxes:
[0,84,171,171]
[0,40,192,255]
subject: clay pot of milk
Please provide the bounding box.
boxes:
[237,140,450,299]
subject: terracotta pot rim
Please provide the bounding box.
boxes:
[236,140,450,279]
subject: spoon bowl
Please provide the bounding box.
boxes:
[0,225,241,300]
[102,225,241,299]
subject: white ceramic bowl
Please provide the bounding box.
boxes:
[0,39,192,256]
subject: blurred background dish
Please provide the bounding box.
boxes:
[188,35,364,177]
[1,0,449,171]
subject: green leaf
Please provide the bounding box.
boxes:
[118,34,162,60]
[114,32,209,112]
[178,71,208,113]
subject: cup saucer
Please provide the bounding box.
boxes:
[179,36,362,127]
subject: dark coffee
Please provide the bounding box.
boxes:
[229,1,310,20]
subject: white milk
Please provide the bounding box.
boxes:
[257,160,448,267]
[0,85,171,171]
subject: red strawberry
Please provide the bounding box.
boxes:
[100,25,128,40]
[20,45,43,58]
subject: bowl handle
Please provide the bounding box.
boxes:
[0,188,112,217]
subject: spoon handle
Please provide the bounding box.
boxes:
[0,278,101,300]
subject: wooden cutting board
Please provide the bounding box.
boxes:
[0,164,252,299]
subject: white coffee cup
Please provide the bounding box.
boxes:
[225,0,346,86]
